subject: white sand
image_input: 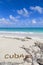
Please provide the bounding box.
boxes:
[0,32,43,63]
[0,37,34,62]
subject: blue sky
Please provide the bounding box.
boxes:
[0,0,43,27]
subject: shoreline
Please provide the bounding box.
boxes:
[0,31,43,39]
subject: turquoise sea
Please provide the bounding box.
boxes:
[0,28,43,33]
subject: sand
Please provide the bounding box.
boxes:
[0,32,43,65]
[0,37,34,62]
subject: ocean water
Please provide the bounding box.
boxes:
[0,28,43,39]
[0,28,43,33]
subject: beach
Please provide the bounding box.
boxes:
[0,32,43,65]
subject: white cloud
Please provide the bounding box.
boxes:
[30,6,43,14]
[17,10,23,15]
[0,18,13,25]
[32,19,36,24]
[23,8,29,15]
[17,8,29,17]
[0,15,20,25]
[9,15,19,22]
[0,18,9,24]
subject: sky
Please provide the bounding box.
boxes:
[0,0,43,27]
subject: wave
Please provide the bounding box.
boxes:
[0,31,34,34]
[0,31,43,39]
